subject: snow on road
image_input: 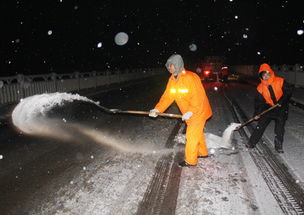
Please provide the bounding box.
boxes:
[3,81,304,215]
[32,152,160,215]
[176,150,282,215]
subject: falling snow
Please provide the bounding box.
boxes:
[189,43,197,51]
[114,32,129,46]
[297,29,304,35]
[97,42,102,48]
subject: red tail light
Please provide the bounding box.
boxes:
[204,70,210,76]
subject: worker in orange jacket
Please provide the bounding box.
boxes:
[246,63,293,153]
[149,54,212,167]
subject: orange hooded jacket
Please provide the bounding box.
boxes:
[155,69,212,124]
[257,63,284,106]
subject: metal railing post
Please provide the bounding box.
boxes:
[17,74,25,98]
[51,72,57,92]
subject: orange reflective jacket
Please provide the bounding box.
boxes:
[257,63,284,106]
[155,69,212,124]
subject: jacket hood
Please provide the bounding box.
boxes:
[165,54,184,74]
[258,63,275,85]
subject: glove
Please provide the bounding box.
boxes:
[254,115,260,120]
[182,111,193,121]
[149,109,159,118]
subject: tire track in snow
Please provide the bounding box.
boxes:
[136,121,183,215]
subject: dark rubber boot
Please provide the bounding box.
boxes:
[198,155,209,158]
[274,137,284,153]
[178,161,196,167]
[245,143,255,148]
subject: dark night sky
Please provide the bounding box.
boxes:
[1,0,303,76]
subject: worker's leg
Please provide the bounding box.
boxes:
[274,117,286,151]
[247,116,271,147]
[197,120,208,157]
[185,122,205,165]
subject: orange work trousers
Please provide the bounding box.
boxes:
[184,120,208,165]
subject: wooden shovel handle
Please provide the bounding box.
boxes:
[117,110,182,118]
[235,103,280,130]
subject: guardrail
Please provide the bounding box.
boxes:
[272,64,304,87]
[0,68,162,105]
[2,64,302,106]
[231,64,304,87]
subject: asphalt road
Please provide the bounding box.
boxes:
[0,75,178,214]
[1,76,303,214]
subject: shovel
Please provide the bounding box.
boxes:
[234,103,280,131]
[95,103,182,118]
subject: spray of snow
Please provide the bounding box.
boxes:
[11,92,171,154]
[81,127,173,155]
[206,123,240,149]
[175,123,240,150]
[12,92,99,135]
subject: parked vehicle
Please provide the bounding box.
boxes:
[220,66,229,82]
[195,56,226,82]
